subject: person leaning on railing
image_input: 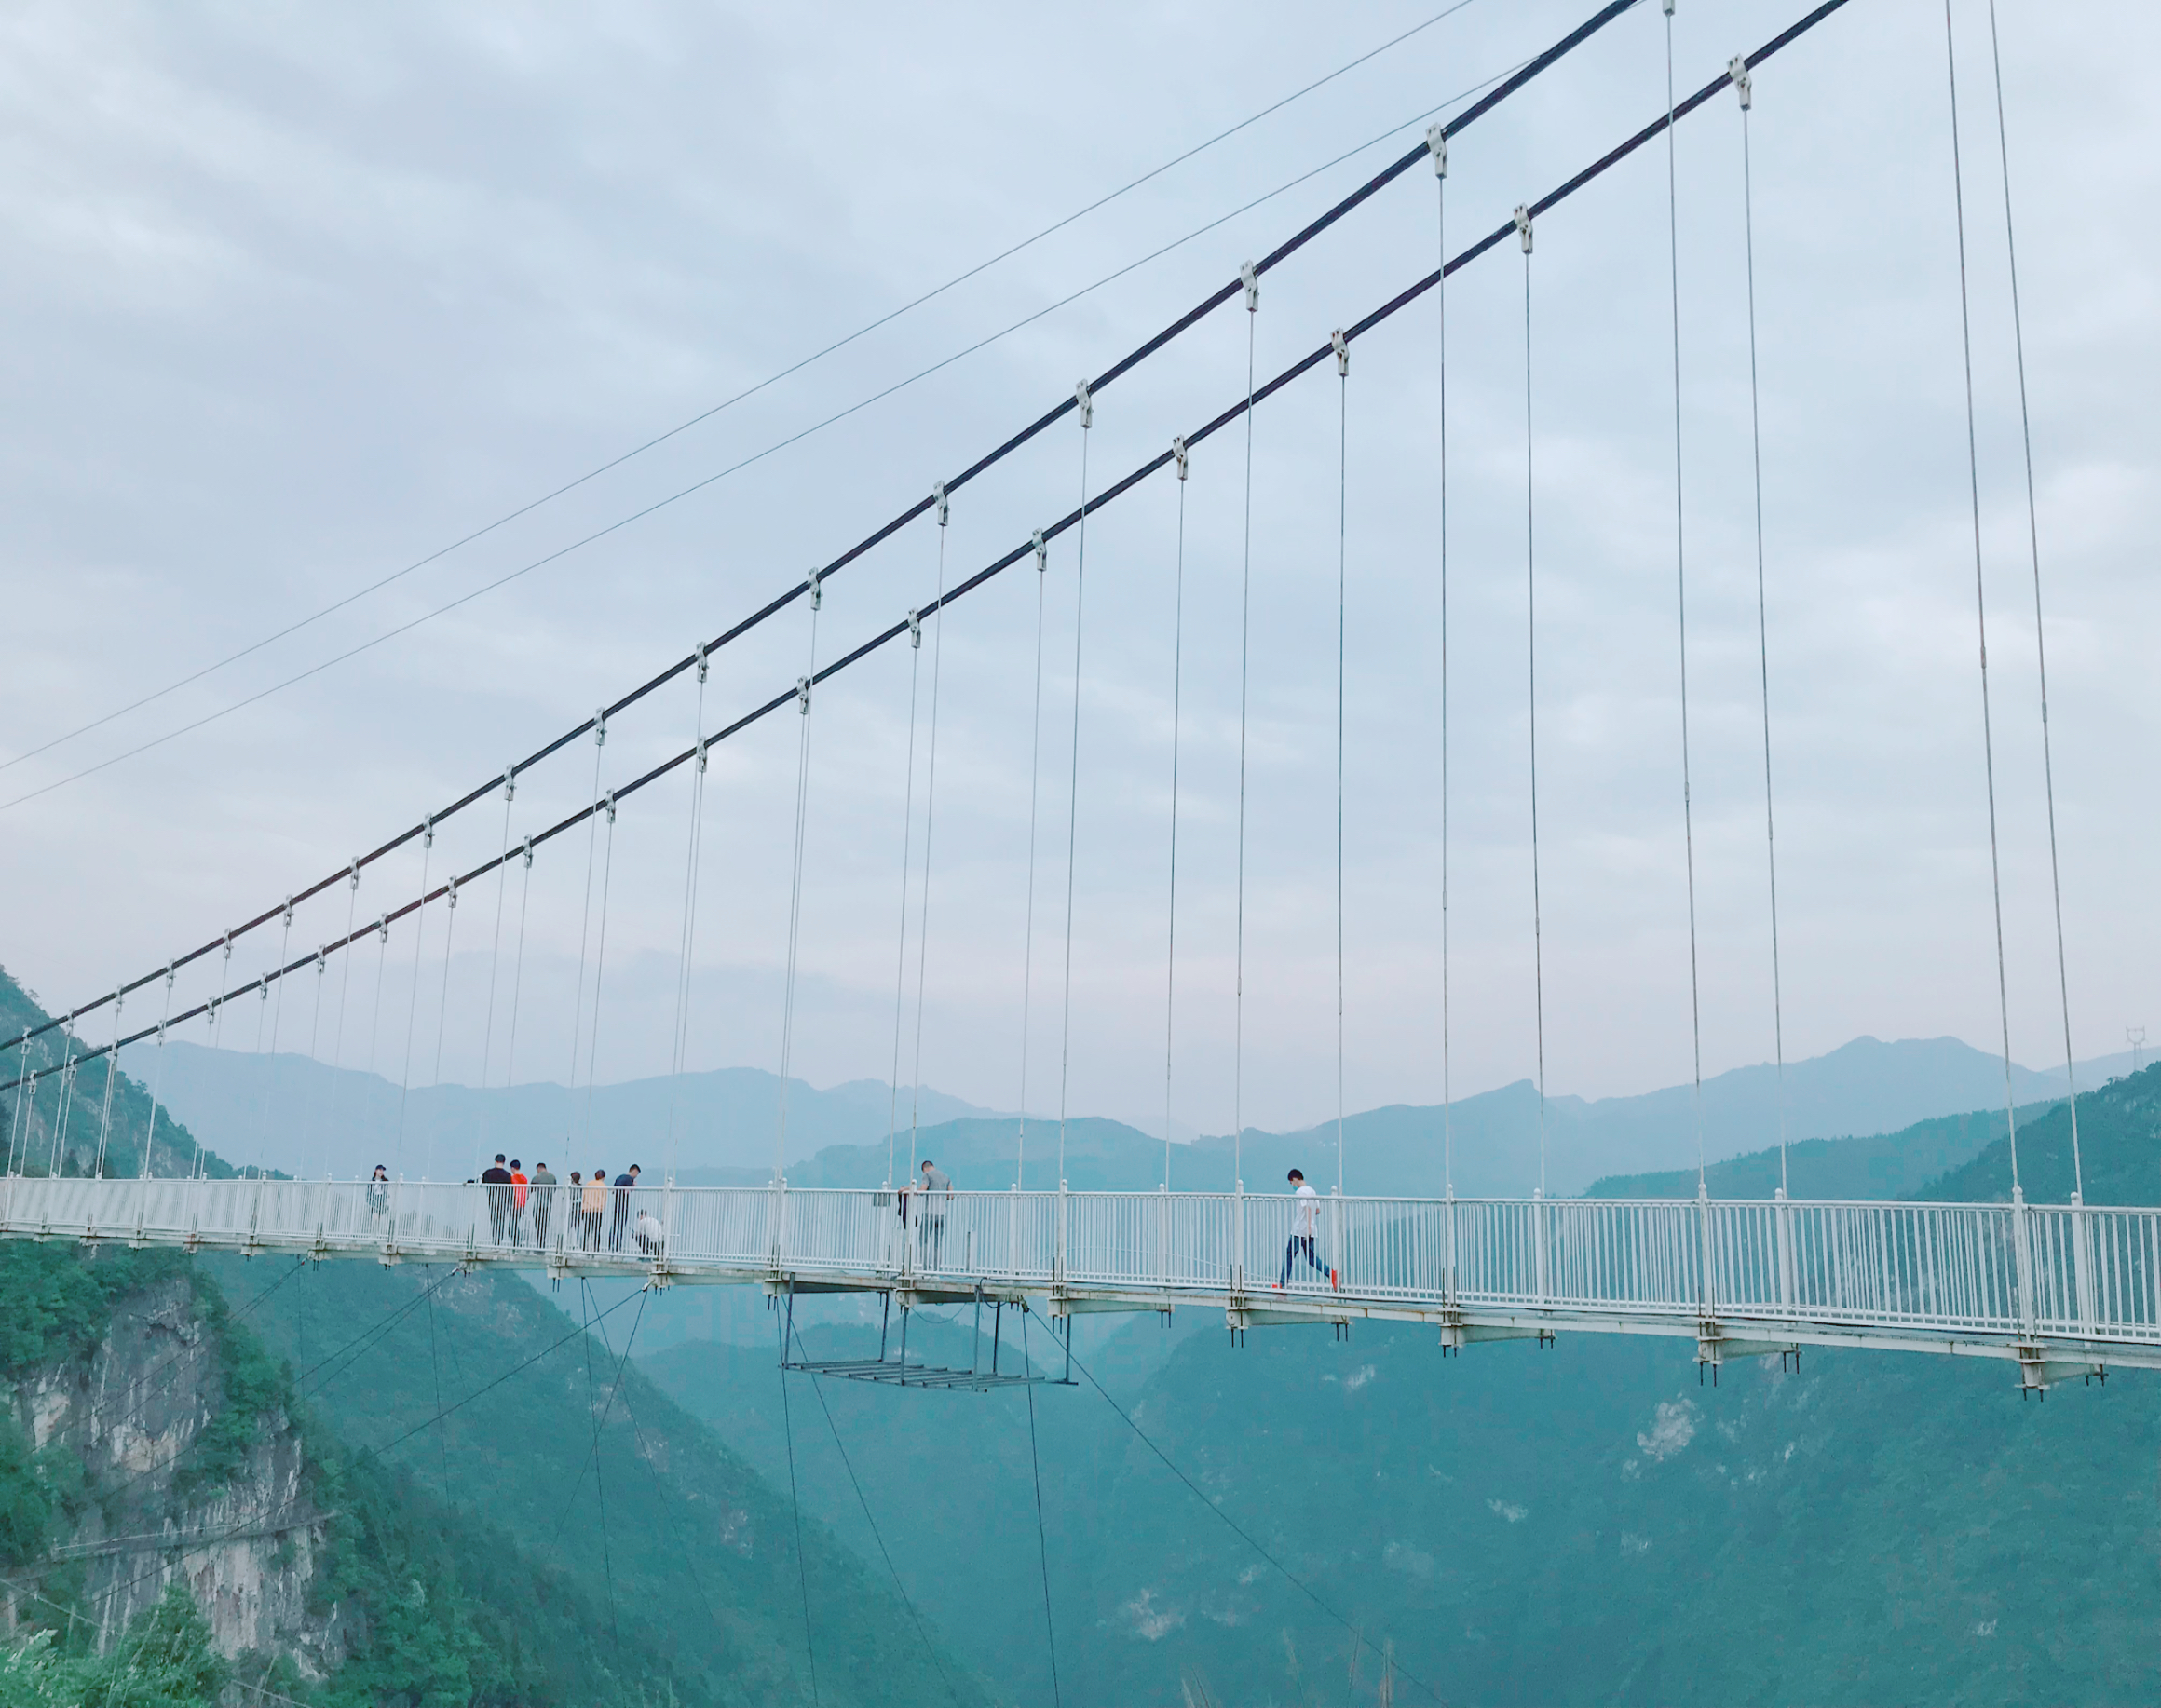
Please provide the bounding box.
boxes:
[529,1160,557,1247]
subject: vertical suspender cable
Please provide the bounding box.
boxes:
[1056,385,1094,1187]
[1942,1,2021,1193]
[257,903,294,1171]
[1022,1310,1062,1708]
[910,487,954,1180]
[777,572,826,1178]
[1334,327,1351,1199]
[1733,59,1790,1194]
[565,724,607,1158]
[475,779,516,1177]
[392,830,434,1177]
[1432,128,1453,1197]
[505,839,535,1094]
[1519,210,1547,1197]
[666,654,713,1186]
[362,918,388,1178]
[1986,0,2081,1197]
[90,995,123,1178]
[141,969,175,1178]
[296,949,325,1176]
[776,1341,818,1702]
[318,863,360,1181]
[1163,439,1189,1189]
[1234,263,1259,1188]
[580,801,618,1154]
[888,604,925,1187]
[1017,531,1051,1189]
[1663,0,1708,1195]
[425,874,460,1183]
[197,939,233,1178]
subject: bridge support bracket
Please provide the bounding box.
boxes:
[2018,1352,2103,1396]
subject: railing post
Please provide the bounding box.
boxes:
[1233,1179,1245,1294]
[1056,1180,1069,1286]
[1697,1182,1714,1321]
[1443,1187,1457,1308]
[768,1175,786,1271]
[2071,1191,2097,1337]
[663,1173,676,1274]
[1774,1187,1794,1315]
[1157,1181,1168,1286]
[1533,1187,1549,1305]
[2010,1186,2035,1338]
[1008,1183,1019,1280]
[1330,1185,1343,1293]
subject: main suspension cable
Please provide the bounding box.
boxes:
[1,0,1648,1062]
[5,3,1865,1100]
[1943,0,2021,1193]
[1986,0,2081,1196]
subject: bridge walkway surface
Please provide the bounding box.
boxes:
[3,1175,2153,1390]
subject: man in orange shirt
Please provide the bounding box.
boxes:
[510,1160,530,1246]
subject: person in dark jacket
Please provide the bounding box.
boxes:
[609,1164,640,1251]
[482,1154,514,1244]
[529,1161,558,1246]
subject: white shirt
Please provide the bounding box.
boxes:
[1291,1182,1319,1237]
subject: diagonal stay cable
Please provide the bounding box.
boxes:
[0,0,1642,1057]
[0,1,1485,785]
[1067,1344,1447,1705]
[0,0,1859,1097]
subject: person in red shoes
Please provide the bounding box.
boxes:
[1277,1168,1336,1290]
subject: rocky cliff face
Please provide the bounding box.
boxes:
[4,1258,347,1684]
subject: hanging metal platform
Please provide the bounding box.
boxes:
[778,1286,1074,1391]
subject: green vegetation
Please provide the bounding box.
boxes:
[0,1580,226,1708]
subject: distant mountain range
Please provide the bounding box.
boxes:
[120,1039,999,1180]
[129,1032,2135,1199]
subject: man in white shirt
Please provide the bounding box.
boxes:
[1277,1168,1337,1290]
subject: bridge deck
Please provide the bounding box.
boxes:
[4,1176,2154,1386]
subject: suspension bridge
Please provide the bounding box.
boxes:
[1,0,2140,1400]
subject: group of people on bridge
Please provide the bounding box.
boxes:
[361,1157,666,1256]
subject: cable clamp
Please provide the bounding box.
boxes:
[1172,436,1188,481]
[931,481,949,528]
[1426,123,1447,178]
[222,931,233,961]
[424,815,435,850]
[694,641,709,685]
[257,980,269,1002]
[348,859,360,891]
[1663,0,1674,14]
[1033,529,1048,573]
[164,961,176,989]
[504,765,517,801]
[806,567,824,611]
[907,608,923,649]
[593,710,607,748]
[315,948,328,973]
[1240,260,1258,312]
[694,736,709,774]
[1073,380,1093,429]
[282,895,294,928]
[1331,329,1349,377]
[445,874,459,910]
[377,915,391,943]
[521,834,534,868]
[603,791,618,825]
[1729,55,1752,109]
[1514,205,1533,254]
[796,675,813,714]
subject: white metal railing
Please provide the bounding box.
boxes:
[3,1176,2157,1349]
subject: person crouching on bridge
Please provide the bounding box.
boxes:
[1278,1169,1337,1291]
[482,1154,514,1244]
[917,1159,951,1269]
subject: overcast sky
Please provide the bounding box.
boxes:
[2,1,2155,1150]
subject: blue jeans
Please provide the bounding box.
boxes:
[1281,1234,1327,1286]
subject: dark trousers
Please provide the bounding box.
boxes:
[533,1200,551,1244]
[610,1195,630,1251]
[487,1189,510,1243]
[1281,1234,1327,1286]
[917,1214,945,1268]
